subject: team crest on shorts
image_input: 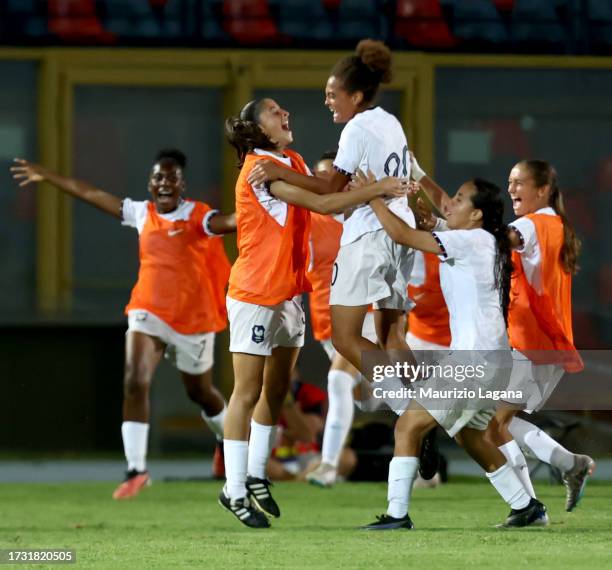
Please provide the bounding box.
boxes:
[252,325,265,344]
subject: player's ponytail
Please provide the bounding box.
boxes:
[225,99,276,168]
[518,160,581,274]
[331,39,392,106]
[470,178,514,325]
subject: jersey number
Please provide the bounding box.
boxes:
[384,145,409,177]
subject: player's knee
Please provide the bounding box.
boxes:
[123,366,150,399]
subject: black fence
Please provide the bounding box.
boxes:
[0,0,611,54]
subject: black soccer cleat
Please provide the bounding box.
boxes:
[361,513,414,531]
[499,498,549,528]
[418,427,440,480]
[218,488,270,529]
[246,476,281,518]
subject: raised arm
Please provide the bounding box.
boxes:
[370,198,441,254]
[11,158,122,218]
[410,153,452,214]
[247,159,349,195]
[269,177,407,215]
[208,212,237,235]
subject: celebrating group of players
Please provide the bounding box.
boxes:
[11,38,594,531]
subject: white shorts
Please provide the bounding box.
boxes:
[127,310,215,374]
[319,311,378,361]
[405,331,450,352]
[329,229,415,311]
[504,351,565,412]
[416,351,512,437]
[227,295,305,356]
[406,331,451,369]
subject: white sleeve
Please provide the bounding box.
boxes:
[121,198,148,233]
[433,217,449,232]
[202,209,221,237]
[509,216,538,257]
[333,121,366,176]
[432,229,473,261]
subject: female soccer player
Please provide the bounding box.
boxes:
[304,152,379,488]
[247,40,415,381]
[220,98,408,528]
[412,158,594,512]
[494,160,594,511]
[11,150,234,499]
[353,171,547,529]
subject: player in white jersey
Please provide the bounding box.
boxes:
[351,172,547,529]
[248,40,415,387]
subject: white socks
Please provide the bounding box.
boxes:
[201,404,227,441]
[247,420,276,480]
[224,421,276,500]
[121,421,149,472]
[321,370,355,468]
[223,439,248,500]
[387,456,419,519]
[498,440,536,498]
[486,463,531,510]
[509,416,575,473]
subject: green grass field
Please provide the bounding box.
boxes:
[1,478,610,569]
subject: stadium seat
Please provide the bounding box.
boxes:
[492,0,515,11]
[222,0,279,44]
[276,0,333,41]
[449,0,508,44]
[103,0,164,38]
[5,0,47,37]
[200,0,228,40]
[48,0,114,42]
[395,0,458,48]
[337,0,382,40]
[511,0,566,48]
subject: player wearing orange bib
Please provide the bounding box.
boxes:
[11,150,235,499]
[493,160,594,511]
[220,99,409,528]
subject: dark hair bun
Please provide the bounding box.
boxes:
[356,39,392,84]
[155,148,187,170]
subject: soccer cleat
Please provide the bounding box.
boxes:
[218,488,270,528]
[499,498,548,528]
[361,513,414,530]
[305,463,337,488]
[418,427,440,480]
[112,470,150,500]
[563,454,596,512]
[246,476,280,518]
[212,441,225,480]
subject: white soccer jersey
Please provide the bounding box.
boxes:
[333,106,415,246]
[432,228,509,351]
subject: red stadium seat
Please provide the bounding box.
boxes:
[395,0,458,48]
[222,0,279,44]
[48,0,115,43]
[492,0,515,12]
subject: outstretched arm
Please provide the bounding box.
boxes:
[269,177,408,215]
[247,159,349,195]
[208,212,237,235]
[11,158,122,218]
[370,198,442,254]
[410,153,452,214]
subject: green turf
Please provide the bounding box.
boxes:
[0,478,610,569]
